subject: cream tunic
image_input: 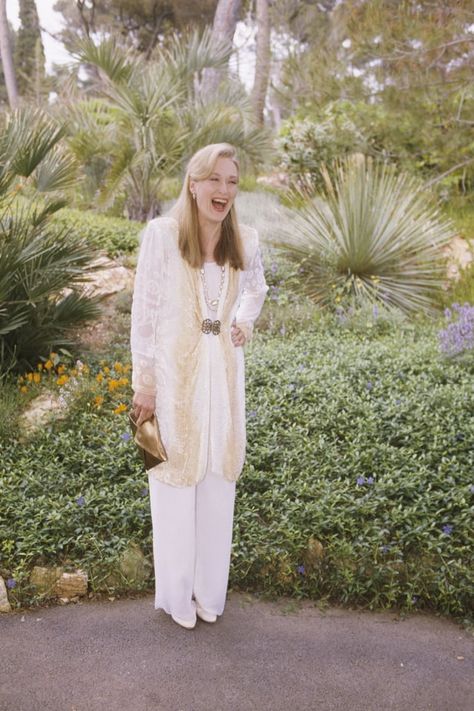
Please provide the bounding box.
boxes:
[130,216,268,488]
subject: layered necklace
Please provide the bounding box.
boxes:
[200,263,226,313]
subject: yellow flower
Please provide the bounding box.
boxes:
[118,377,129,386]
[335,296,341,303]
[114,362,123,373]
[123,364,131,373]
[82,364,90,374]
[103,366,110,374]
[56,375,69,386]
[57,364,66,374]
[96,372,104,384]
[44,360,53,371]
[37,363,43,371]
[33,373,41,384]
[27,372,34,382]
[20,385,28,394]
[114,403,127,414]
[108,379,120,392]
[18,376,24,384]
[70,369,77,377]
[93,395,104,408]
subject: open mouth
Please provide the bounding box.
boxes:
[211,198,228,212]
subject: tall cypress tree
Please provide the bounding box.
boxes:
[14,0,46,100]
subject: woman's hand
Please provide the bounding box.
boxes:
[231,324,246,347]
[132,392,156,426]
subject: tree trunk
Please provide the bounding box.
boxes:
[0,0,19,109]
[251,0,271,126]
[201,0,242,98]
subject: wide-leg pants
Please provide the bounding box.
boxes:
[147,471,236,622]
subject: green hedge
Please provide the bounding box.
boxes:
[1,326,472,623]
[50,208,142,257]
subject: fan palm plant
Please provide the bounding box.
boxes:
[62,29,272,219]
[0,108,101,374]
[273,155,456,315]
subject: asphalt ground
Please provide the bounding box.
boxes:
[0,591,472,711]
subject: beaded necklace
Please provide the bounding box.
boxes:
[200,263,226,312]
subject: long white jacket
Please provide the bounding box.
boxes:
[130,216,268,487]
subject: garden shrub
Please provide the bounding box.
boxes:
[50,208,141,257]
[1,326,472,625]
[273,155,455,315]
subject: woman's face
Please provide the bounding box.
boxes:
[190,156,239,225]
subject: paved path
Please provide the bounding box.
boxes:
[0,592,472,711]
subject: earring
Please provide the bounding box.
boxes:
[192,192,196,200]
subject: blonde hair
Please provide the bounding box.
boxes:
[170,143,245,270]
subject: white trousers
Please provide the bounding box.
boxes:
[147,471,236,621]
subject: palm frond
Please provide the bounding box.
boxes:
[3,109,65,178]
[161,27,232,81]
[32,149,78,193]
[72,36,135,84]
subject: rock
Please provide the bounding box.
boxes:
[30,566,64,595]
[0,576,12,613]
[443,235,473,283]
[53,570,88,598]
[256,172,290,190]
[19,392,64,434]
[69,256,134,298]
[303,537,325,569]
[103,542,152,589]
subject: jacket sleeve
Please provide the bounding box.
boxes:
[130,220,163,396]
[234,231,269,342]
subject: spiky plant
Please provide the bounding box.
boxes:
[0,108,101,374]
[62,29,272,219]
[273,155,456,315]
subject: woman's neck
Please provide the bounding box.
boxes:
[198,218,221,261]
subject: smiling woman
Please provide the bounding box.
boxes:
[130,142,269,629]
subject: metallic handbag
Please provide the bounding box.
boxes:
[128,411,168,470]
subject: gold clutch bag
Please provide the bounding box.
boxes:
[128,411,168,470]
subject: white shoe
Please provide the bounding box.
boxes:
[196,603,217,623]
[171,614,196,629]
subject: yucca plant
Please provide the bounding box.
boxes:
[0,108,101,375]
[62,30,272,218]
[273,155,456,315]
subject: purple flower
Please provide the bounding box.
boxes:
[288,383,295,391]
[395,399,401,406]
[366,476,374,485]
[121,432,131,441]
[366,382,373,391]
[297,364,305,372]
[356,476,365,486]
[76,495,85,507]
[442,524,453,535]
[438,302,474,358]
[297,565,305,575]
[280,325,286,336]
[470,485,474,494]
[271,262,278,274]
[6,578,16,589]
[140,487,148,496]
[248,410,257,419]
[380,545,391,553]
[372,305,379,319]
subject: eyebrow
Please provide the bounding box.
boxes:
[210,171,239,180]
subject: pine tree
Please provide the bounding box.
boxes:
[14,0,46,100]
